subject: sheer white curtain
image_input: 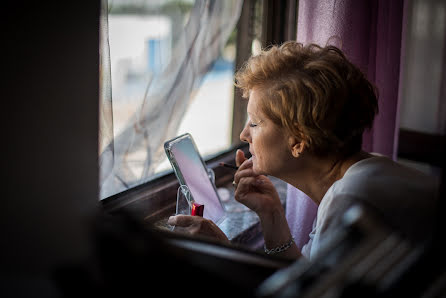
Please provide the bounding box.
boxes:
[99,0,243,199]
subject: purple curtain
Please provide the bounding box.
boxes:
[297,0,405,158]
[286,0,406,251]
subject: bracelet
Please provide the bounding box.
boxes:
[264,237,295,255]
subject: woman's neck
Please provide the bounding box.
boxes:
[282,150,372,205]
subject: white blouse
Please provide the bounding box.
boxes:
[301,156,438,260]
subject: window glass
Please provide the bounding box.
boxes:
[100,0,241,198]
[156,33,236,173]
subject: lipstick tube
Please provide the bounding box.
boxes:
[191,202,204,217]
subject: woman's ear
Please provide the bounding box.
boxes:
[289,136,306,158]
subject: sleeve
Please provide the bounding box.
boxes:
[309,193,356,260]
[301,217,317,259]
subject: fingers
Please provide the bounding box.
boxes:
[233,176,265,210]
[234,166,255,184]
[168,214,201,226]
[233,149,255,186]
[234,158,256,184]
[167,214,229,242]
[168,215,206,236]
[234,176,258,195]
[234,175,275,198]
[235,149,247,167]
[238,158,253,171]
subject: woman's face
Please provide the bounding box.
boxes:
[239,88,294,176]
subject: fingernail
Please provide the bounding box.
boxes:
[168,216,176,225]
[255,178,263,185]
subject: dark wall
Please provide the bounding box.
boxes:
[2,0,100,291]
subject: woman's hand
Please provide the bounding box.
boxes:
[234,150,299,258]
[233,150,282,218]
[167,215,229,243]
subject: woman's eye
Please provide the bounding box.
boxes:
[249,122,257,128]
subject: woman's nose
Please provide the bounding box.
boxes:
[240,124,250,143]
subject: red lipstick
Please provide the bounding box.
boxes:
[191,202,204,217]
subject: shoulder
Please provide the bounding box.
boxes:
[308,186,353,259]
[316,156,439,246]
[336,156,438,200]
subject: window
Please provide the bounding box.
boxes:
[99,0,297,246]
[100,0,247,199]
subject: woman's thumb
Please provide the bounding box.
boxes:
[235,149,247,167]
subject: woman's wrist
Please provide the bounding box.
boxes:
[257,201,285,223]
[264,236,295,255]
[258,204,292,248]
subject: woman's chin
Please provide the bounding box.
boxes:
[252,157,265,175]
[252,164,264,176]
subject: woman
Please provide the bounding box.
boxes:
[168,42,438,260]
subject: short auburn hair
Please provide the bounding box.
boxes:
[235,41,378,157]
